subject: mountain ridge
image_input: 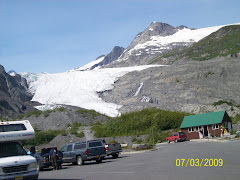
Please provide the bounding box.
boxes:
[150,24,240,63]
[0,65,38,119]
[79,22,232,70]
[16,22,240,118]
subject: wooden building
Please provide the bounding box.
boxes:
[180,111,232,140]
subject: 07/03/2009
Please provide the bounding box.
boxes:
[176,158,223,167]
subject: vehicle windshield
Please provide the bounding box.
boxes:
[88,141,103,147]
[0,142,27,158]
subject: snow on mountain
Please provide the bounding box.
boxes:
[72,56,105,71]
[8,70,17,76]
[30,65,164,117]
[76,22,240,70]
[103,22,239,67]
[114,24,225,64]
[19,72,48,94]
[75,46,125,71]
[19,22,240,117]
[134,82,144,97]
[130,26,223,53]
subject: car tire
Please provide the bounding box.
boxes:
[174,139,178,143]
[112,153,119,158]
[96,159,102,164]
[77,156,84,166]
[167,139,170,143]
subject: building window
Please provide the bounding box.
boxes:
[212,124,219,130]
[195,126,199,132]
[188,127,195,132]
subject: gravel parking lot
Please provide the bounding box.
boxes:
[39,140,240,180]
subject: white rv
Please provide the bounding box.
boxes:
[0,120,39,180]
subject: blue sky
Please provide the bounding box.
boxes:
[0,0,239,73]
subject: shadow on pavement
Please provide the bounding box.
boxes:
[104,155,129,160]
[39,179,82,180]
[39,166,69,172]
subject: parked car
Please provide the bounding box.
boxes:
[101,140,122,158]
[166,132,187,143]
[32,152,50,171]
[40,147,63,170]
[61,140,106,165]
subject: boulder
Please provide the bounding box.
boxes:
[132,144,149,150]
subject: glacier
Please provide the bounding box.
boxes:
[29,65,164,117]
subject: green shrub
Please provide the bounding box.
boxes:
[231,114,240,124]
[69,127,78,135]
[213,99,235,106]
[17,114,24,119]
[131,137,137,142]
[66,123,71,128]
[136,138,143,144]
[92,108,189,138]
[25,110,42,118]
[69,121,82,135]
[109,138,117,144]
[56,107,66,112]
[72,121,82,128]
[76,131,84,138]
[43,110,53,118]
[77,109,100,119]
[22,129,66,146]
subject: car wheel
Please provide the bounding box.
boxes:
[174,139,178,143]
[96,159,102,164]
[77,156,84,166]
[167,139,170,143]
[112,153,119,158]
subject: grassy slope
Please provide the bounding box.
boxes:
[150,25,240,63]
[184,25,240,60]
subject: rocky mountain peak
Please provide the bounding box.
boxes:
[89,46,125,70]
[176,25,188,30]
[147,22,176,36]
[0,65,5,74]
[128,22,177,50]
[8,70,17,76]
[107,46,125,61]
[0,64,36,119]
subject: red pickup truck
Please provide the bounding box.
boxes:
[166,132,187,143]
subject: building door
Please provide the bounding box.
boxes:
[203,125,208,136]
[228,122,232,133]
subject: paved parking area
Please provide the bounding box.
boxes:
[39,140,240,180]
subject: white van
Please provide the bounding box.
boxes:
[0,120,39,180]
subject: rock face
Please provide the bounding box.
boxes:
[99,57,240,117]
[0,65,37,119]
[26,106,109,131]
[78,22,200,70]
[106,22,196,67]
[90,46,125,70]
